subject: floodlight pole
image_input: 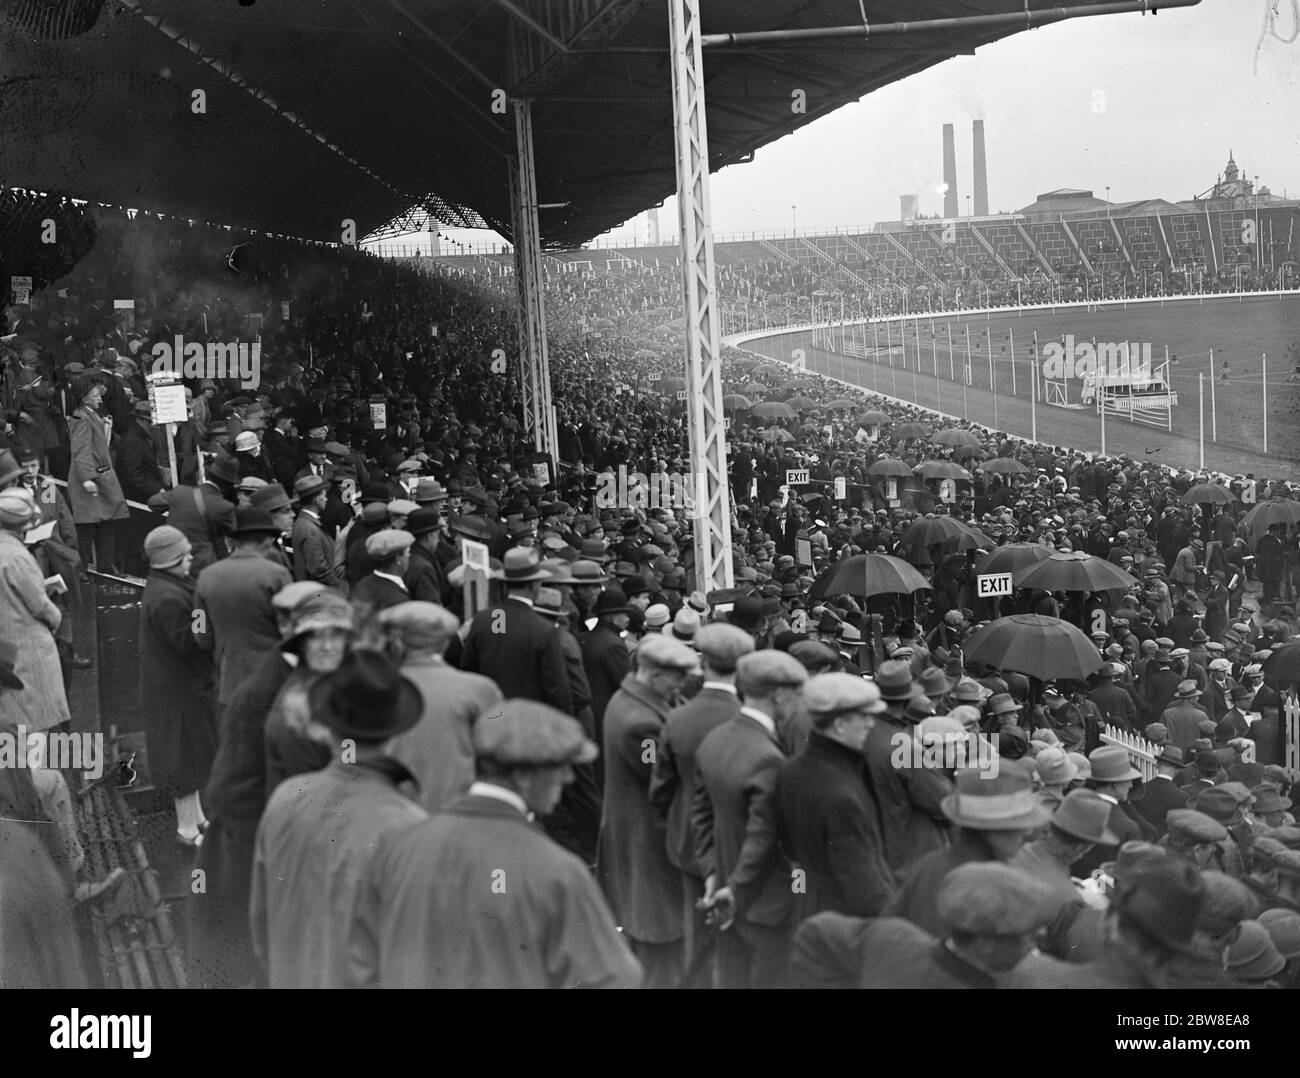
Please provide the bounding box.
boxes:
[509,99,556,460]
[670,0,733,590]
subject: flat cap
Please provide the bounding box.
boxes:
[788,639,840,670]
[366,528,415,558]
[693,623,755,671]
[1273,850,1300,878]
[735,649,809,694]
[636,633,701,672]
[377,600,459,646]
[473,699,597,767]
[1258,909,1300,959]
[935,862,1056,936]
[1165,809,1228,844]
[386,499,419,517]
[271,580,328,613]
[803,671,884,717]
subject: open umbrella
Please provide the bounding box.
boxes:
[633,348,659,360]
[722,394,752,410]
[866,457,914,478]
[914,461,972,481]
[1262,641,1300,685]
[951,444,985,460]
[760,427,794,443]
[944,526,995,552]
[1015,551,1138,593]
[808,553,931,601]
[1243,499,1300,537]
[781,377,813,392]
[978,542,1055,577]
[895,422,931,440]
[740,381,767,396]
[896,515,969,549]
[788,395,819,411]
[963,614,1103,681]
[660,377,686,393]
[1180,483,1238,506]
[860,410,890,426]
[751,401,796,419]
[826,398,857,410]
[980,458,1030,475]
[932,429,983,449]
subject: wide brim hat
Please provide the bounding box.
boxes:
[941,769,1051,832]
[307,651,423,741]
[227,507,284,538]
[294,475,329,501]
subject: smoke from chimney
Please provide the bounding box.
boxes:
[972,120,989,217]
[942,124,959,218]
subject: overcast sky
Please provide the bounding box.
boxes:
[373,0,1300,253]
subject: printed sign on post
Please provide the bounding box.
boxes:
[149,382,189,426]
[461,538,490,575]
[11,276,32,305]
[939,478,957,503]
[786,469,810,486]
[834,477,847,501]
[885,478,898,500]
[977,573,1014,598]
[369,394,387,431]
[796,538,814,569]
[648,372,661,382]
[676,390,688,401]
[281,301,291,321]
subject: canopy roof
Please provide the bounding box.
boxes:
[1,0,1129,247]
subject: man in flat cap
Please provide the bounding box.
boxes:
[378,601,503,813]
[353,700,640,988]
[649,623,754,968]
[598,633,700,988]
[792,862,1058,989]
[349,528,413,627]
[692,650,807,988]
[250,650,427,987]
[774,673,894,921]
[864,659,953,872]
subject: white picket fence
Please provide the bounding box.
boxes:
[1100,726,1161,782]
[1286,692,1300,775]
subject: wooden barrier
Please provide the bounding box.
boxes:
[1099,725,1160,782]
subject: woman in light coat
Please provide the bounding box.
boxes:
[66,375,128,574]
[0,487,71,732]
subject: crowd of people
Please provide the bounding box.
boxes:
[1,201,1300,989]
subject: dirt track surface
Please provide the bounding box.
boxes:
[736,295,1300,479]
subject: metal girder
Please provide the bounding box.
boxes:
[509,100,557,460]
[670,0,732,592]
[507,0,647,97]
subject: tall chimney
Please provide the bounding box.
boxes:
[972,120,989,217]
[942,123,959,218]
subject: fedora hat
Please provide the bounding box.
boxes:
[501,546,551,583]
[1173,679,1200,700]
[1052,789,1120,845]
[987,692,1022,716]
[1252,784,1292,814]
[206,455,241,485]
[293,474,328,501]
[1088,746,1143,783]
[874,660,915,701]
[0,639,24,690]
[941,766,1051,831]
[308,649,423,742]
[918,666,956,698]
[227,507,284,538]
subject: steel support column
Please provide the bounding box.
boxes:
[509,99,556,459]
[670,0,733,590]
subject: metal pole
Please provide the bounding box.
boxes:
[888,319,896,396]
[1198,371,1205,471]
[1209,347,1217,441]
[1030,347,1038,444]
[1263,351,1269,455]
[986,325,997,429]
[872,318,879,392]
[932,333,940,414]
[670,0,733,589]
[948,323,955,382]
[964,324,972,420]
[1009,325,1016,397]
[1100,390,1107,456]
[912,320,919,403]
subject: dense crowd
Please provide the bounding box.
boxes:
[1,205,1300,989]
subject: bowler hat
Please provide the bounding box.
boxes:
[406,507,442,537]
[592,588,631,616]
